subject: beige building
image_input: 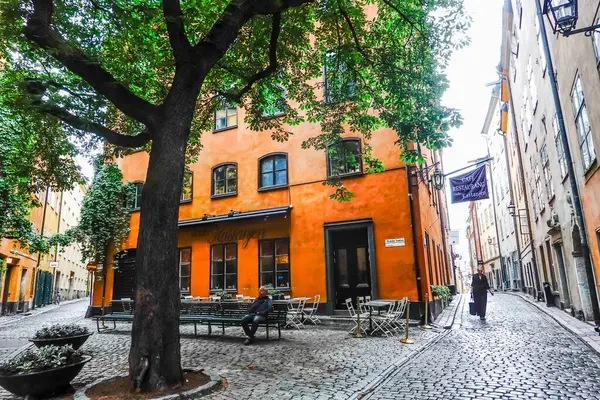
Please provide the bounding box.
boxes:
[55,184,89,301]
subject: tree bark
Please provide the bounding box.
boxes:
[128,82,198,391]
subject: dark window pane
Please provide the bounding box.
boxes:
[227,179,237,193]
[180,263,191,277]
[212,246,223,262]
[261,273,274,289]
[226,244,237,259]
[215,180,225,195]
[277,272,290,288]
[225,274,237,290]
[215,166,226,181]
[211,275,224,290]
[275,156,287,171]
[226,166,237,179]
[261,173,274,187]
[180,277,191,293]
[261,241,274,257]
[275,171,287,185]
[262,158,274,173]
[212,261,224,275]
[275,240,289,256]
[261,256,274,272]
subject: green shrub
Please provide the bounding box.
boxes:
[431,285,451,299]
[213,291,233,300]
[33,324,90,339]
[0,345,83,375]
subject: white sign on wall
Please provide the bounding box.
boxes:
[49,261,58,268]
[385,238,405,247]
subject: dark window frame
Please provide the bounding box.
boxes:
[213,107,238,132]
[259,238,291,291]
[178,247,192,294]
[131,181,144,211]
[323,50,358,104]
[570,73,596,172]
[211,162,238,199]
[180,170,193,204]
[326,138,363,179]
[209,243,238,292]
[258,152,289,191]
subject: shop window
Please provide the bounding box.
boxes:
[179,248,191,294]
[131,182,143,210]
[212,163,237,197]
[327,138,362,178]
[259,239,290,289]
[210,243,237,291]
[259,154,288,189]
[214,106,238,131]
[181,170,193,202]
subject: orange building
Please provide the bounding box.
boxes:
[90,106,453,317]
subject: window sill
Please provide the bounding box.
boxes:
[548,195,556,204]
[211,192,237,200]
[328,171,364,180]
[262,112,286,120]
[131,208,141,213]
[584,159,599,183]
[209,289,238,294]
[213,125,238,134]
[180,199,192,205]
[561,174,569,184]
[258,184,289,193]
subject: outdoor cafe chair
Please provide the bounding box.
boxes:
[358,296,370,316]
[285,297,307,330]
[303,294,322,325]
[345,298,367,336]
[371,301,400,337]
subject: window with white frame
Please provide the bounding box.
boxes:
[179,248,191,294]
[214,107,238,131]
[570,75,596,171]
[259,239,290,289]
[540,144,554,199]
[533,159,544,213]
[552,114,568,179]
[210,243,237,291]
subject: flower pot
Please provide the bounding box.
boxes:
[30,333,93,350]
[0,355,91,398]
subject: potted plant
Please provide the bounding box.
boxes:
[268,289,284,300]
[0,345,91,398]
[30,323,93,350]
[214,291,233,300]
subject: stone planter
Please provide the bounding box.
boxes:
[30,333,94,350]
[0,355,92,398]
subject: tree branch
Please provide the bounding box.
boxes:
[25,0,159,129]
[37,102,152,148]
[380,0,424,38]
[162,0,192,62]
[220,13,282,103]
[337,1,373,65]
[194,0,313,75]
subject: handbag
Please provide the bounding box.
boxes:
[469,293,477,316]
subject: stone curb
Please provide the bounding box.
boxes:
[350,328,451,400]
[72,368,221,400]
[507,292,600,356]
[432,294,464,330]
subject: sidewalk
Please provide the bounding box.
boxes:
[509,291,600,354]
[432,293,465,329]
[0,297,89,327]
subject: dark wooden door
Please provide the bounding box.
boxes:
[112,252,136,300]
[332,229,370,309]
[1,266,14,315]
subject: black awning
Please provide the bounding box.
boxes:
[178,205,292,228]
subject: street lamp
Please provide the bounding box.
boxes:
[542,0,600,36]
[431,169,445,191]
[508,201,516,218]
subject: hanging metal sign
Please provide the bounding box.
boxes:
[449,165,489,204]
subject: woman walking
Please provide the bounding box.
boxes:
[471,265,494,320]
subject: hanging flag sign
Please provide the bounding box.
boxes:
[449,165,489,204]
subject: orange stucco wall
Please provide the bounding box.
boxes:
[582,172,600,294]
[93,104,450,309]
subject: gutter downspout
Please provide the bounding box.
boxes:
[406,166,423,302]
[535,0,600,324]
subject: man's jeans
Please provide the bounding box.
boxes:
[241,314,266,338]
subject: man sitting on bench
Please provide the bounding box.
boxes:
[242,286,273,345]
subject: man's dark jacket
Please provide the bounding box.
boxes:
[248,296,273,316]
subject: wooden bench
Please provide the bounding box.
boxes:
[94,300,288,340]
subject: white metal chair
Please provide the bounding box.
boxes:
[345,298,367,336]
[284,295,291,300]
[371,301,399,337]
[286,298,307,329]
[235,294,244,302]
[303,294,322,325]
[357,296,370,316]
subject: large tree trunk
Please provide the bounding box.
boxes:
[128,83,197,392]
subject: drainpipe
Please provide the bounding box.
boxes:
[406,166,423,302]
[535,0,600,324]
[32,187,50,310]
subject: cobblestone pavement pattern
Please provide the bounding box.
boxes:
[368,293,600,400]
[2,294,600,399]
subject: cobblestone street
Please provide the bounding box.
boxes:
[2,294,600,399]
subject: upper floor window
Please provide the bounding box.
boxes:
[261,85,287,118]
[570,75,596,171]
[327,138,362,178]
[259,154,288,189]
[324,50,357,103]
[593,16,600,70]
[181,170,193,202]
[210,243,237,291]
[214,107,238,131]
[552,114,568,178]
[212,163,237,197]
[132,182,143,209]
[179,248,191,294]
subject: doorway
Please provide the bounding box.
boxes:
[1,266,14,315]
[112,250,137,300]
[17,268,28,312]
[552,242,571,309]
[324,219,377,313]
